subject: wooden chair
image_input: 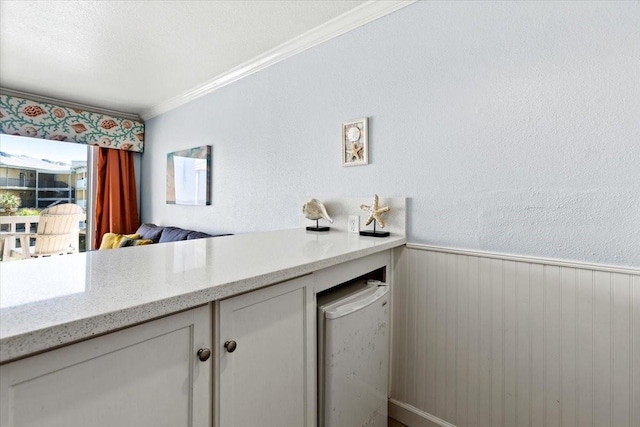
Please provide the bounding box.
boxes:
[9,204,84,259]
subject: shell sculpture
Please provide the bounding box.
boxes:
[302,199,333,223]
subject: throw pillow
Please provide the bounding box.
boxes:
[99,233,140,250]
[117,237,153,248]
[135,223,164,243]
[158,226,191,243]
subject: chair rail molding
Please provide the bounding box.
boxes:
[406,243,640,275]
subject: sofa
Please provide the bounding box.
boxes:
[99,223,230,249]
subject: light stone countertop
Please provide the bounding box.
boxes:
[0,228,405,363]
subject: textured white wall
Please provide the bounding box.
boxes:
[142,1,640,267]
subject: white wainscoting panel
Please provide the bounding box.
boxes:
[391,245,640,427]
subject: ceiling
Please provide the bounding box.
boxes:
[0,1,410,119]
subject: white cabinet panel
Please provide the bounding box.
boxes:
[0,305,211,427]
[216,275,314,427]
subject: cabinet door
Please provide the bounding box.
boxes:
[216,275,314,427]
[0,305,211,427]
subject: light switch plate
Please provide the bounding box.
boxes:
[348,216,360,233]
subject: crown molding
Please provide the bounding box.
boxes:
[140,0,416,120]
[0,87,142,121]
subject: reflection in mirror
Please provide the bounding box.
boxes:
[166,145,211,205]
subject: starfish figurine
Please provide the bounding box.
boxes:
[360,194,391,228]
[348,142,363,161]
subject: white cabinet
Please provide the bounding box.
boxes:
[215,274,315,427]
[0,305,211,427]
[0,250,394,427]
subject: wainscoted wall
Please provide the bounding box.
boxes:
[391,245,640,427]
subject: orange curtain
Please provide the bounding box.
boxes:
[94,147,140,248]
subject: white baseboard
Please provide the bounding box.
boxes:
[389,399,457,427]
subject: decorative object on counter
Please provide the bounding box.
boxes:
[342,117,368,166]
[359,194,390,237]
[302,198,333,232]
[167,145,211,205]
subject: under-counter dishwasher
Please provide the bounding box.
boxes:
[318,279,390,427]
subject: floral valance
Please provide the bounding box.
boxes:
[0,94,144,153]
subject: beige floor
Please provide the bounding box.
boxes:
[389,417,408,427]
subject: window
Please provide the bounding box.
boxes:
[0,134,94,252]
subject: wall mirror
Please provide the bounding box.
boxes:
[166,145,211,205]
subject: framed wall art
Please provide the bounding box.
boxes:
[166,145,211,205]
[342,117,368,166]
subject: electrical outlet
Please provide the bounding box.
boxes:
[348,216,360,233]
